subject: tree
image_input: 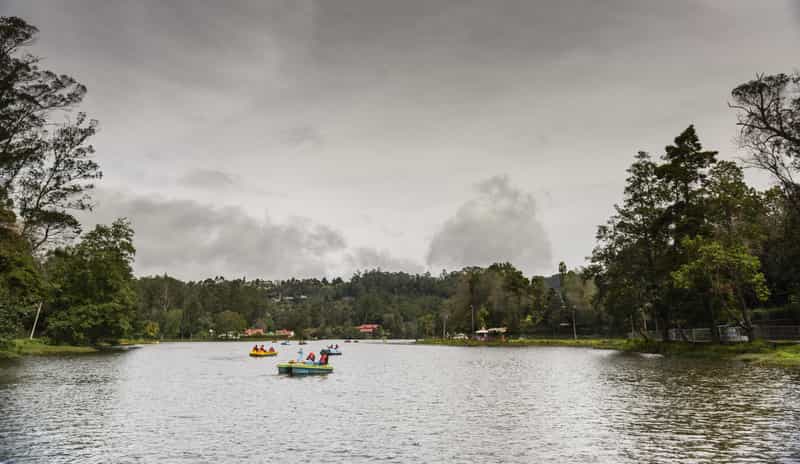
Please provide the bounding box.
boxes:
[214,310,247,335]
[0,16,99,251]
[704,161,764,248]
[730,72,800,203]
[592,152,669,339]
[672,237,770,342]
[15,114,101,250]
[0,207,42,343]
[43,219,136,344]
[1,17,87,195]
[558,261,576,339]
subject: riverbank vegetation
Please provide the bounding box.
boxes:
[416,338,800,368]
[1,16,798,360]
[0,338,98,359]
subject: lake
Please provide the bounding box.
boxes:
[1,341,799,463]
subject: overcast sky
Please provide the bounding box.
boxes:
[2,1,798,280]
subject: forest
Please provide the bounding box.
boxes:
[1,16,798,347]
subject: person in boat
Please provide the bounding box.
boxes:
[319,352,328,365]
[268,345,275,352]
[306,351,316,363]
[259,344,265,352]
[296,348,304,362]
[253,344,259,352]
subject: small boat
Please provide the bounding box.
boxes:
[344,339,352,343]
[277,361,333,376]
[280,340,290,345]
[321,348,342,356]
[249,350,277,357]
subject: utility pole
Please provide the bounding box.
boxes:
[572,304,577,340]
[470,304,475,336]
[29,302,43,339]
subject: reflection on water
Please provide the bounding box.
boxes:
[1,342,799,463]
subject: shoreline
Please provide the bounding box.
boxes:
[0,339,99,359]
[4,337,798,368]
[415,338,800,368]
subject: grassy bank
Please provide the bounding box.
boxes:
[416,337,800,368]
[0,339,99,359]
[418,337,632,350]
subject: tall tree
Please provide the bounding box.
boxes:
[0,17,87,198]
[730,72,800,203]
[0,16,99,251]
[592,152,669,339]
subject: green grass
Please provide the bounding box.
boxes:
[416,337,800,368]
[0,338,98,359]
[417,337,632,350]
[114,338,160,346]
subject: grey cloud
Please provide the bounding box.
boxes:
[426,175,552,274]
[4,0,797,276]
[179,169,236,189]
[82,189,347,280]
[279,125,324,149]
[347,247,425,275]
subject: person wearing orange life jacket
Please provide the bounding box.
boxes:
[268,345,275,352]
[306,352,316,363]
[319,352,328,365]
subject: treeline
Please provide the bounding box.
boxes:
[133,265,597,340]
[590,73,800,342]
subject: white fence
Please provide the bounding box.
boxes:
[630,325,800,342]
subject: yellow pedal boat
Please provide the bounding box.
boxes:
[249,350,277,357]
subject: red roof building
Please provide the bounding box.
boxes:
[276,329,295,337]
[243,328,265,337]
[357,324,380,334]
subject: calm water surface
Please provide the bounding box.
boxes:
[1,342,799,463]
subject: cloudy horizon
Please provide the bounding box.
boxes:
[2,0,798,280]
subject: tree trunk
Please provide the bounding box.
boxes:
[707,298,720,344]
[659,304,670,343]
[572,307,577,340]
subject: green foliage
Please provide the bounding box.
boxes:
[672,237,769,340]
[214,310,247,334]
[592,121,793,341]
[0,207,42,344]
[143,320,160,339]
[43,219,137,344]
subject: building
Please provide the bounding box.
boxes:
[357,324,380,335]
[474,327,507,341]
[275,329,295,338]
[243,328,264,337]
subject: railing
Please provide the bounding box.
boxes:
[753,325,800,341]
[630,325,800,342]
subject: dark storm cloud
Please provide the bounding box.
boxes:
[83,190,347,280]
[427,175,552,273]
[179,169,236,189]
[3,0,798,276]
